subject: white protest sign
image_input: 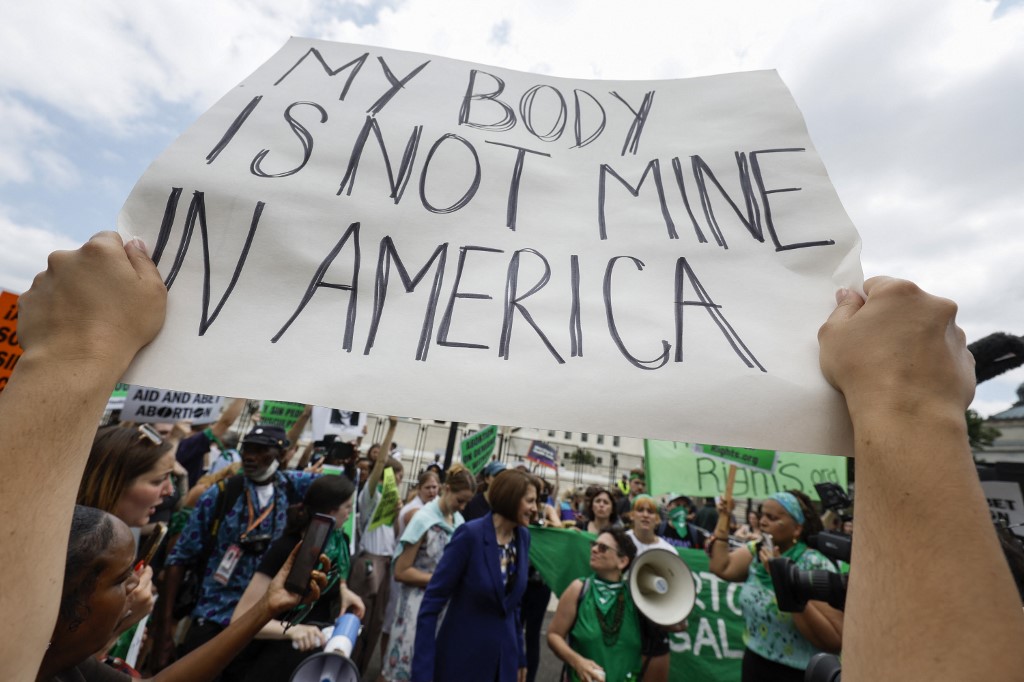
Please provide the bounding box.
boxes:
[311,406,367,441]
[981,480,1024,538]
[118,38,863,456]
[121,386,225,424]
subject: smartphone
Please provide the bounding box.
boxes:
[284,513,336,594]
[137,522,169,567]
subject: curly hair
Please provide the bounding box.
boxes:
[787,489,824,540]
[600,526,637,569]
[60,506,117,631]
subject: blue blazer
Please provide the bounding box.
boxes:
[412,513,530,682]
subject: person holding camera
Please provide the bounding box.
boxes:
[153,424,317,672]
[708,490,843,681]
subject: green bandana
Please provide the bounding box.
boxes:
[669,506,689,539]
[590,576,628,646]
[749,540,807,589]
[323,528,351,580]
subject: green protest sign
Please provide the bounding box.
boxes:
[258,400,306,429]
[369,468,400,531]
[460,425,498,475]
[691,443,777,473]
[529,527,744,681]
[645,440,847,501]
[106,383,131,411]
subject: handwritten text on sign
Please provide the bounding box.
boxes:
[118,38,863,456]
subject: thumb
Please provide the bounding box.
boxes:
[825,287,865,325]
[124,236,163,282]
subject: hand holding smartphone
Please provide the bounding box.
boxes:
[284,513,335,594]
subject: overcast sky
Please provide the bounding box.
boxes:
[1,0,1021,417]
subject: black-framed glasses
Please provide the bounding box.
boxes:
[137,424,163,446]
[590,540,622,556]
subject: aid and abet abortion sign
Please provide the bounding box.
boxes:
[118,38,863,457]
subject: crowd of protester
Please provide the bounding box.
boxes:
[2,231,1024,682]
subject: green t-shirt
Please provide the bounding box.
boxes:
[569,575,644,682]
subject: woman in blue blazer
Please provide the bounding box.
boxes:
[412,469,540,682]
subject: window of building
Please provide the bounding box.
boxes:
[613,436,620,447]
[596,457,603,465]
[597,434,605,445]
[565,431,572,439]
[581,433,589,442]
[548,430,555,438]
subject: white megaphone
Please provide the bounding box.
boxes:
[289,613,361,682]
[628,548,697,627]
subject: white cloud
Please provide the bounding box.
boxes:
[0,212,80,293]
[3,0,1023,409]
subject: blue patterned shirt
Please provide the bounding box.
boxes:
[167,471,317,626]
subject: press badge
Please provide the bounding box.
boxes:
[213,544,242,584]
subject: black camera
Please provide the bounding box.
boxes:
[766,531,851,613]
[239,533,273,554]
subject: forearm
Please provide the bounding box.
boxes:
[843,406,1024,681]
[151,598,275,681]
[394,566,432,588]
[546,632,582,669]
[791,600,842,653]
[0,354,126,678]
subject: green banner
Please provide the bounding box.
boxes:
[529,527,744,681]
[258,400,306,429]
[645,440,847,501]
[691,443,777,473]
[460,424,498,475]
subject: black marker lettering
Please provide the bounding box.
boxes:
[156,190,264,336]
[670,157,709,244]
[459,70,516,132]
[274,49,368,101]
[151,187,183,267]
[674,257,765,371]
[367,56,430,115]
[569,255,582,358]
[499,249,564,363]
[206,95,262,165]
[250,102,327,178]
[610,90,655,156]
[485,141,550,231]
[572,89,606,148]
[272,222,361,349]
[603,256,670,370]
[437,245,504,350]
[519,84,567,142]
[419,134,481,214]
[690,153,763,248]
[364,237,448,361]
[338,115,423,204]
[598,159,677,240]
[750,148,835,251]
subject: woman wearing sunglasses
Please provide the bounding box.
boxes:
[76,424,179,644]
[228,474,365,681]
[547,527,650,682]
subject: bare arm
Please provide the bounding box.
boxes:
[366,416,398,496]
[209,398,245,440]
[149,547,326,681]
[547,580,602,682]
[707,499,754,582]
[819,278,1024,681]
[394,536,432,587]
[286,405,312,446]
[0,233,165,681]
[230,571,325,651]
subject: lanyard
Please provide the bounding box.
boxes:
[244,487,275,536]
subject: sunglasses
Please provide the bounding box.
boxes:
[589,540,622,556]
[137,424,164,446]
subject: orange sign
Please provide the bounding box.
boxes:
[0,291,21,392]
